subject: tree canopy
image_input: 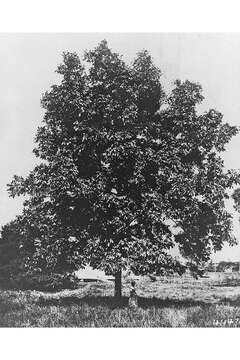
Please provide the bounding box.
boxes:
[8,40,239,284]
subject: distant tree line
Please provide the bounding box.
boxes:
[206,260,240,272]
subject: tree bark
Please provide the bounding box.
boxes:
[114,270,122,298]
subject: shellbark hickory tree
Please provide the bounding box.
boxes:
[8,40,239,298]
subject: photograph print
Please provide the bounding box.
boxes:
[1,33,240,327]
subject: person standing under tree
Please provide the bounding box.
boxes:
[129,279,138,309]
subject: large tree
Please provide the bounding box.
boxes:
[8,40,239,297]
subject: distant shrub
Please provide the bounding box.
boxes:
[0,271,80,292]
[0,265,14,288]
[16,273,81,292]
[0,262,25,289]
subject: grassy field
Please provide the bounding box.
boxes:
[2,272,240,327]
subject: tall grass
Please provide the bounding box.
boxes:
[1,273,240,327]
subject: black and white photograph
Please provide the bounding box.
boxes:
[2,31,240,329]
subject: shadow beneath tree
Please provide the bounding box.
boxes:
[38,295,210,309]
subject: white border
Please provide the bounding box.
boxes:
[0,0,239,32]
[0,328,240,360]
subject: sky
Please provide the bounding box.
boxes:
[1,32,240,261]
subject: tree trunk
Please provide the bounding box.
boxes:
[114,270,122,298]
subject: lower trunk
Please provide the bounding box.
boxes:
[114,270,122,298]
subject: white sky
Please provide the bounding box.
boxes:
[1,33,240,261]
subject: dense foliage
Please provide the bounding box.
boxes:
[0,220,80,290]
[8,40,239,284]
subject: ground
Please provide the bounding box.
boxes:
[1,272,240,327]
